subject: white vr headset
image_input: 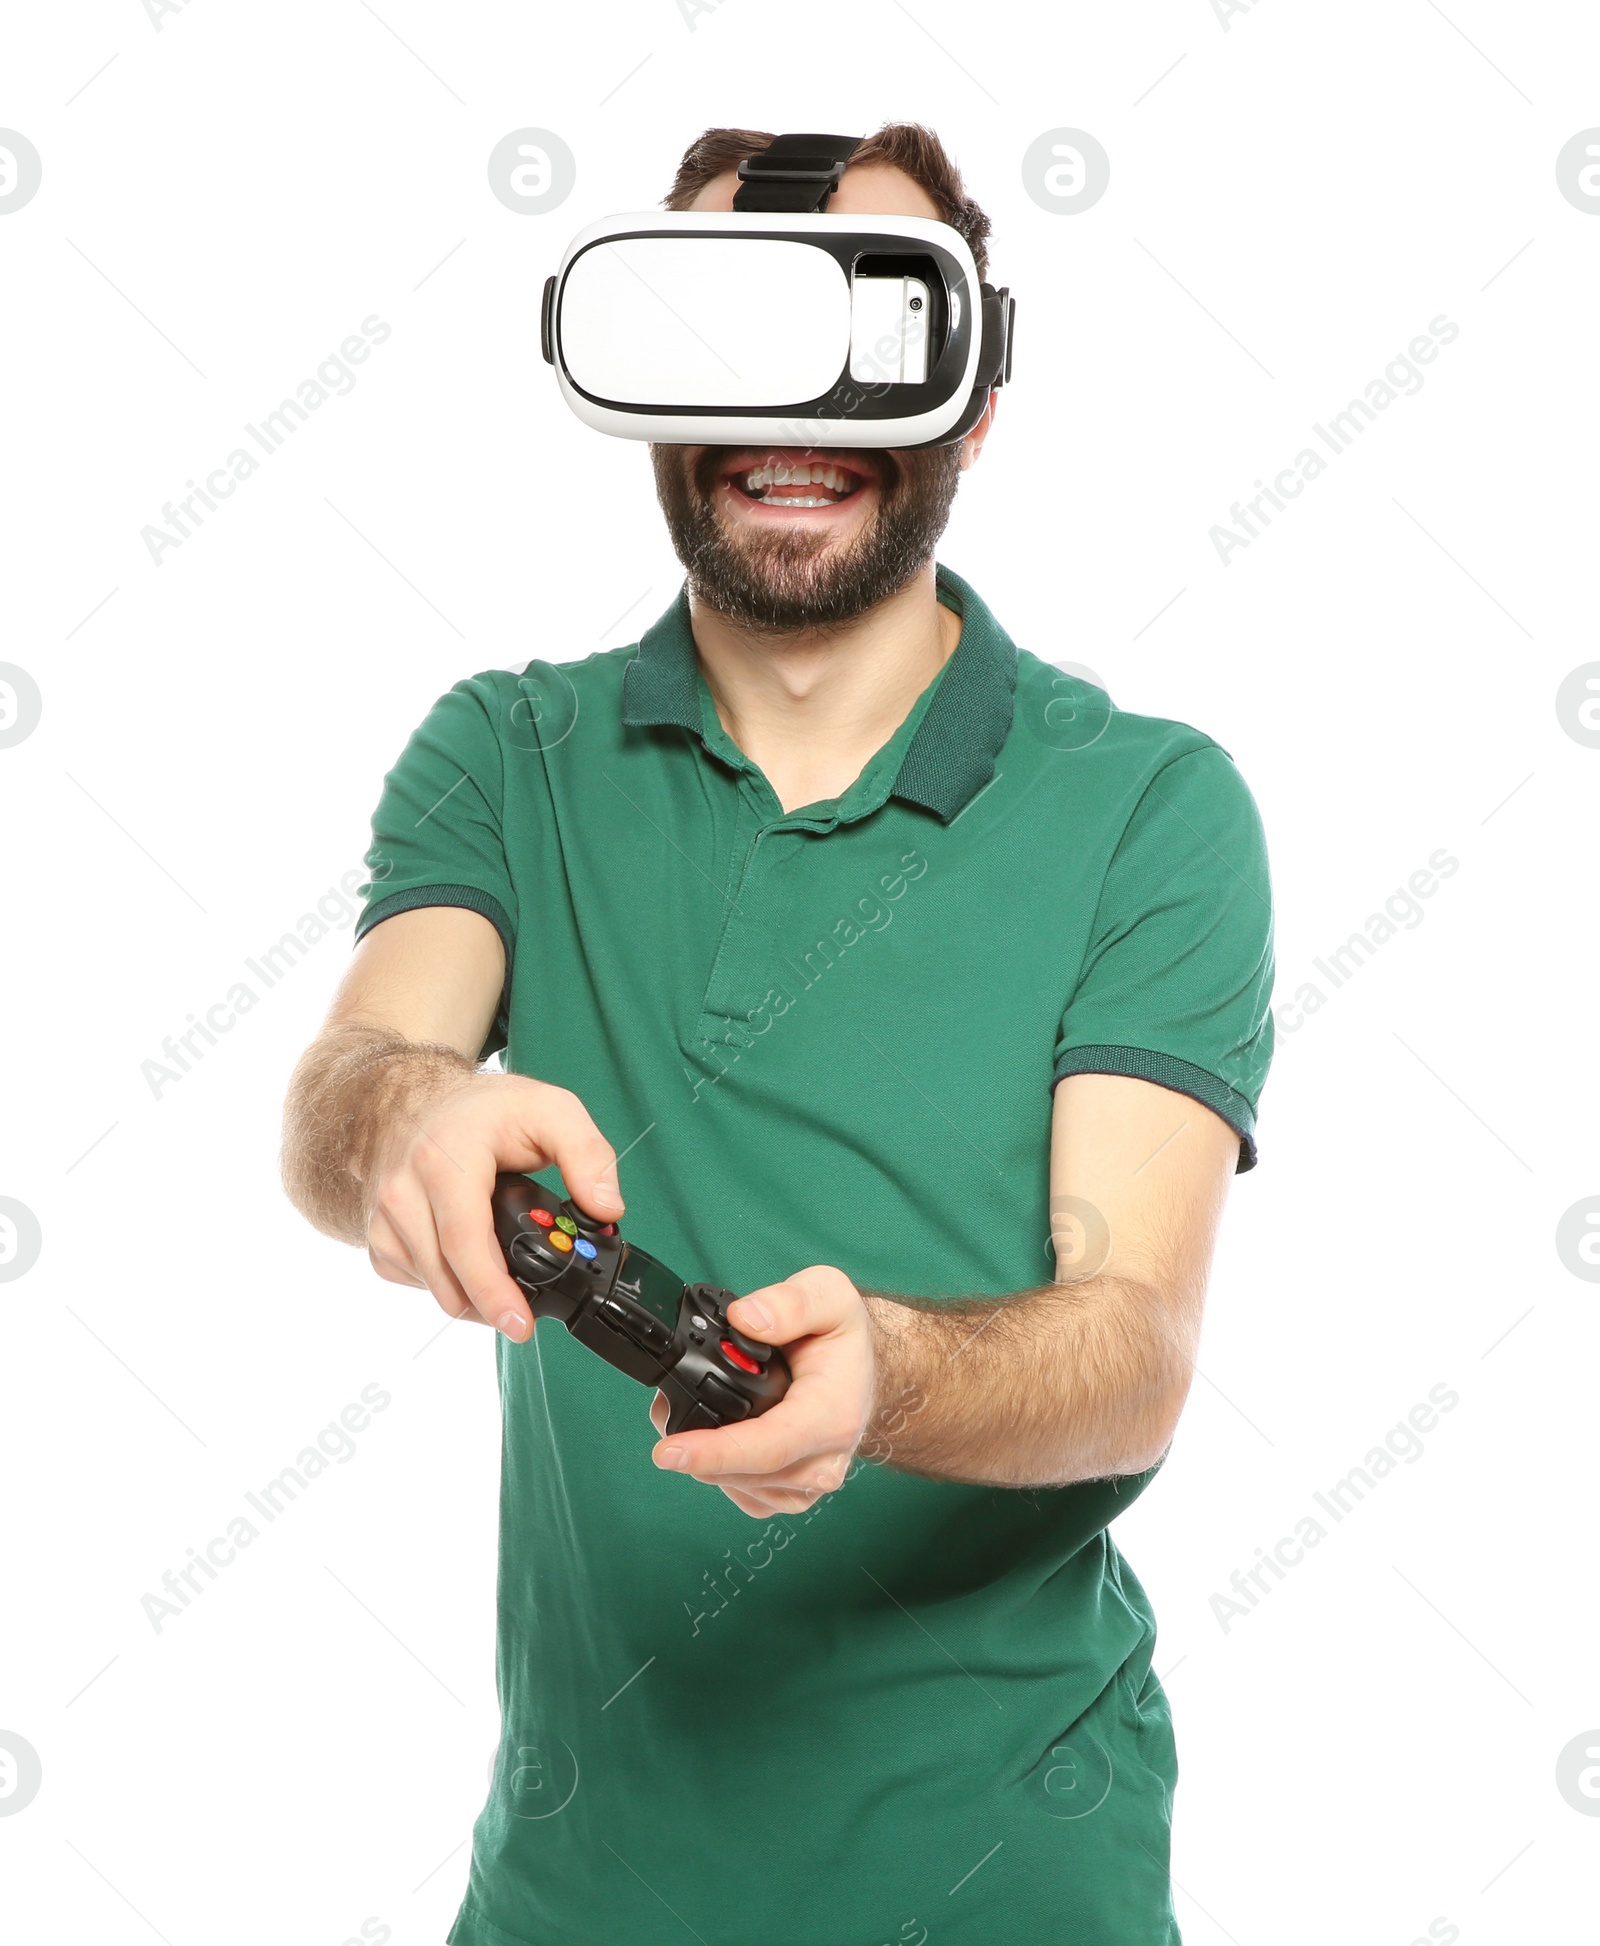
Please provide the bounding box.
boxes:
[540,132,1016,449]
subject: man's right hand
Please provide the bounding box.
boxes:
[365,1070,625,1339]
[281,906,624,1341]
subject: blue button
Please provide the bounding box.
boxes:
[573,1238,598,1260]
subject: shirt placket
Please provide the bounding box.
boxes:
[692,802,819,1055]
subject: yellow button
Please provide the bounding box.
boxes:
[548,1231,573,1254]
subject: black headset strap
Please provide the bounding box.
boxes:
[732,133,863,213]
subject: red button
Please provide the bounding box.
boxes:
[528,1209,555,1228]
[719,1338,761,1375]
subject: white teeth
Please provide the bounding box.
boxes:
[740,461,859,497]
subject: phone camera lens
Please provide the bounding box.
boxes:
[909,296,923,311]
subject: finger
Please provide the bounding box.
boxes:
[416,1149,534,1339]
[642,1417,847,1501]
[370,1177,472,1312]
[718,1482,828,1519]
[651,1421,850,1495]
[701,1436,855,1496]
[725,1267,858,1348]
[706,1454,853,1497]
[377,1170,487,1325]
[718,1484,793,1520]
[367,1200,438,1290]
[366,1225,429,1291]
[651,1379,843,1481]
[377,1210,489,1323]
[506,1079,626,1221]
[645,1391,813,1465]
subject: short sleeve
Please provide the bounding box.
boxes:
[1052,743,1275,1171]
[354,675,518,1060]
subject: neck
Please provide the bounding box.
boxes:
[689,562,961,815]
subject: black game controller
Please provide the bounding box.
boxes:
[491,1173,791,1433]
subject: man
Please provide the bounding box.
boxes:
[283,122,1273,1946]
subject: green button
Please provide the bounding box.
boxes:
[555,1215,577,1236]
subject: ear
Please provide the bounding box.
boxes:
[959,393,998,469]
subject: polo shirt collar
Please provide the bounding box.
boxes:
[620,562,1017,823]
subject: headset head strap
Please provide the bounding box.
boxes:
[732,133,863,213]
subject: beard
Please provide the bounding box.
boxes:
[648,440,964,636]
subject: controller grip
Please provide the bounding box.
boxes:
[662,1284,792,1431]
[659,1376,724,1437]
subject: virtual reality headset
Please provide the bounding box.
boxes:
[539,132,1015,449]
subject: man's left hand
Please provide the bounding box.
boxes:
[649,1265,876,1518]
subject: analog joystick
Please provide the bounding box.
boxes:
[566,1204,619,1241]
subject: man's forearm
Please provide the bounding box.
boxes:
[859,1275,1198,1490]
[280,1022,478,1245]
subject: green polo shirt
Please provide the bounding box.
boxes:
[356,562,1273,1946]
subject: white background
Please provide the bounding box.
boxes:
[2,3,1597,1942]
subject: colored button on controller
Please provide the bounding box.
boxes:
[548,1231,573,1254]
[573,1239,597,1260]
[527,1209,555,1228]
[719,1338,762,1375]
[554,1215,578,1236]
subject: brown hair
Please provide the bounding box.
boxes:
[661,123,993,282]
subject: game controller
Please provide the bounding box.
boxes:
[491,1173,791,1433]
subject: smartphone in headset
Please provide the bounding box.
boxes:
[849,271,932,388]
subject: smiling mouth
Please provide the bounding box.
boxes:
[715,449,880,513]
